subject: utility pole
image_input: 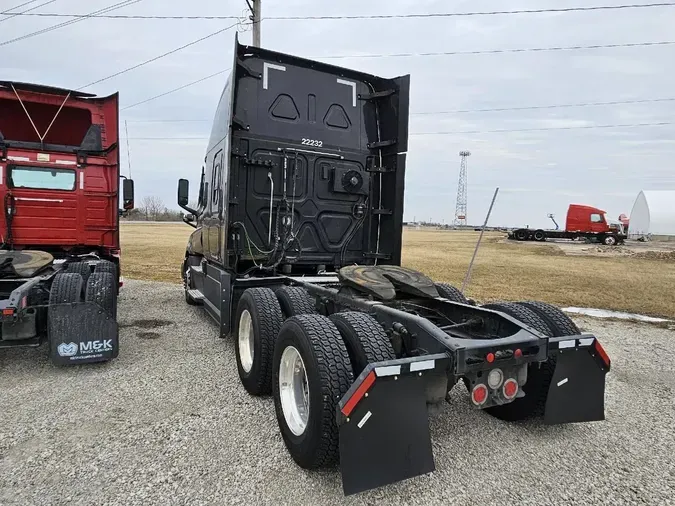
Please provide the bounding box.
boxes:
[454,151,470,227]
[247,0,262,47]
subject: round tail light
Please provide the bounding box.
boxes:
[471,384,488,405]
[503,378,518,400]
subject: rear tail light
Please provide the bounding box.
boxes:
[503,378,518,400]
[487,368,504,389]
[471,384,488,405]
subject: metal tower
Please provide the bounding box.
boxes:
[454,151,470,226]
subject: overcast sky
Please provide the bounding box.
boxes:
[3,0,674,227]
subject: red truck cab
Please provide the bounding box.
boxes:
[565,204,625,235]
[0,81,134,365]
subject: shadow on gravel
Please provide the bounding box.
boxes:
[120,319,173,329]
[137,331,161,340]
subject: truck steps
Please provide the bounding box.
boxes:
[187,289,205,301]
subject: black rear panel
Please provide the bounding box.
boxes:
[223,36,409,274]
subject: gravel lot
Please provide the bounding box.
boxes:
[1,279,674,506]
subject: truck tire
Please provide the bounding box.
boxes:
[515,300,580,336]
[272,314,353,468]
[49,272,84,305]
[275,286,317,318]
[479,302,556,421]
[533,230,546,242]
[48,273,84,354]
[482,302,553,337]
[85,272,117,318]
[94,260,117,276]
[514,229,528,241]
[234,288,284,396]
[65,261,91,282]
[182,258,198,306]
[602,234,617,246]
[434,282,468,304]
[329,312,396,376]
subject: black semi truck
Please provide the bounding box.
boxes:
[177,35,610,495]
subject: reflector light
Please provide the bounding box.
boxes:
[593,340,611,369]
[486,352,495,363]
[487,368,504,389]
[503,379,518,399]
[514,348,523,359]
[471,384,488,405]
[341,370,376,417]
[2,308,14,316]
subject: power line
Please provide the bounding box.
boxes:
[123,121,674,141]
[121,69,229,110]
[79,24,240,90]
[1,0,40,14]
[412,97,675,115]
[267,2,675,19]
[1,1,56,23]
[4,3,675,20]
[315,40,675,60]
[0,0,141,47]
[410,121,674,135]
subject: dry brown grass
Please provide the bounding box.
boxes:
[120,223,675,318]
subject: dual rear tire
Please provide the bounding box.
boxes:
[481,300,580,421]
[233,287,395,468]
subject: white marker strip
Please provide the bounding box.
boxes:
[557,378,569,387]
[55,160,77,166]
[8,156,29,162]
[15,197,63,203]
[357,410,372,429]
[410,359,435,372]
[0,166,3,185]
[375,365,401,377]
[79,171,84,190]
[578,338,594,347]
[558,340,576,349]
[263,62,286,90]
[336,78,357,107]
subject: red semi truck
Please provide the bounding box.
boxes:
[0,81,134,365]
[509,204,627,245]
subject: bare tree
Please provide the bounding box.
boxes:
[140,196,164,221]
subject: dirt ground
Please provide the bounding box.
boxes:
[500,235,675,260]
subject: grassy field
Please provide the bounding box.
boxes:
[120,223,675,318]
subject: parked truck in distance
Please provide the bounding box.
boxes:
[0,81,134,365]
[509,204,627,245]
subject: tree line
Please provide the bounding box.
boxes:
[122,196,187,222]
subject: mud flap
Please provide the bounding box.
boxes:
[544,337,610,424]
[49,302,119,366]
[337,358,444,496]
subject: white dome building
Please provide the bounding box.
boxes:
[629,191,675,240]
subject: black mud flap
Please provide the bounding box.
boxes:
[49,302,119,366]
[337,357,445,496]
[544,336,610,424]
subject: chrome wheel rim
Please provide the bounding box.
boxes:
[238,310,254,373]
[279,346,310,436]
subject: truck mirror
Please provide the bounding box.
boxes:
[122,179,135,210]
[178,179,190,207]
